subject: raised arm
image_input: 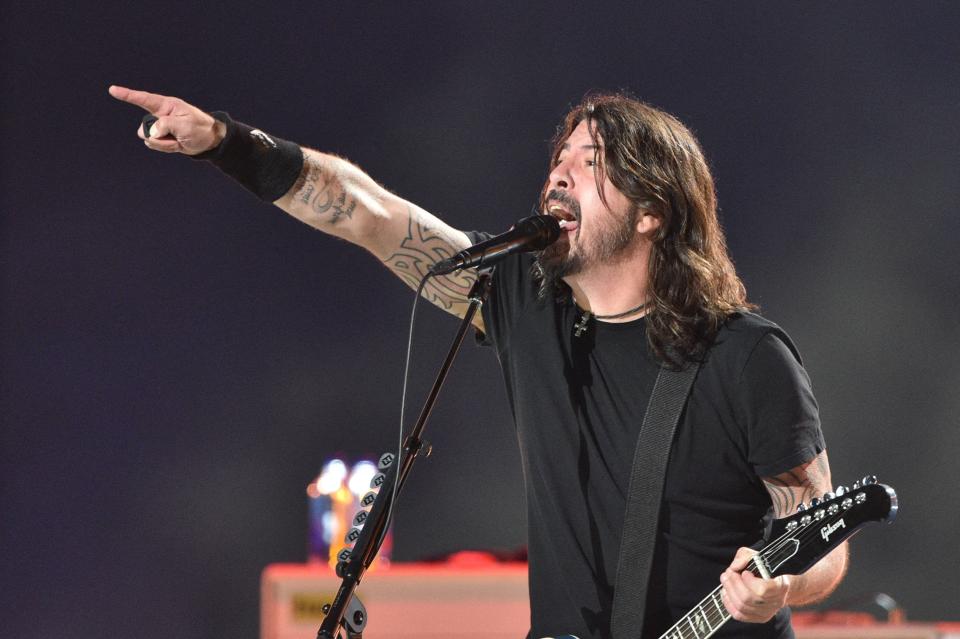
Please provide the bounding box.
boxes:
[274,149,481,320]
[108,85,483,328]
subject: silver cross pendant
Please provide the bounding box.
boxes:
[573,311,592,337]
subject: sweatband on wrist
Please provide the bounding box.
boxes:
[191,111,304,203]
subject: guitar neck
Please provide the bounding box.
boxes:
[547,479,896,639]
[657,584,730,639]
[657,479,897,639]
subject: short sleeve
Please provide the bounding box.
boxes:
[737,332,825,478]
[465,231,536,354]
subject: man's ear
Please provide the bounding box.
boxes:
[636,209,662,236]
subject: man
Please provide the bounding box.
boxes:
[109,85,847,638]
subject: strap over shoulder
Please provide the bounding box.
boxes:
[610,360,701,639]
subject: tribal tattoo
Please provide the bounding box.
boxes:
[289,157,475,315]
[383,206,476,312]
[762,450,832,518]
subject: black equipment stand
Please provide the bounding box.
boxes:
[317,271,493,639]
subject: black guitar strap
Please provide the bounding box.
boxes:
[610,360,701,639]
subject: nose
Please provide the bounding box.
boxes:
[549,156,572,191]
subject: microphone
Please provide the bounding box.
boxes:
[429,215,561,276]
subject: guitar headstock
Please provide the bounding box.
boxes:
[761,475,897,578]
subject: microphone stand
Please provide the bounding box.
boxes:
[317,270,493,639]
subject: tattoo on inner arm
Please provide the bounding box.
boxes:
[291,157,358,226]
[382,206,475,311]
[297,181,315,204]
[291,160,473,313]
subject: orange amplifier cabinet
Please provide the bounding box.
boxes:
[261,561,530,639]
[262,563,959,639]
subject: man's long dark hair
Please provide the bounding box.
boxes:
[539,92,754,366]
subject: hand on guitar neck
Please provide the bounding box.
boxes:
[541,477,897,639]
[718,546,793,623]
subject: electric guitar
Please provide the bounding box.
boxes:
[546,475,898,639]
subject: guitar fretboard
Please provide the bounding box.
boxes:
[550,480,895,639]
[658,586,731,639]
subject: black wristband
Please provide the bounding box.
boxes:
[191,111,304,203]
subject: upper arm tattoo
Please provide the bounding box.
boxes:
[763,450,833,518]
[382,206,477,313]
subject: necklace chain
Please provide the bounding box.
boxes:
[572,295,653,337]
[572,295,653,320]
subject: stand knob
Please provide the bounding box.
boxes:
[378,452,396,470]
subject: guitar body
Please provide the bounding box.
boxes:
[543,477,897,639]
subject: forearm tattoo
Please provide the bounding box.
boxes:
[290,156,357,225]
[763,451,831,518]
[382,207,476,311]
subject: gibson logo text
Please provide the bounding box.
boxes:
[821,519,846,542]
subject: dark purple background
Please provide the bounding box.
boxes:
[3,3,958,638]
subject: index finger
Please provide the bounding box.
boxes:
[108,85,168,113]
[727,547,756,572]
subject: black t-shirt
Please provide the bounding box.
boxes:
[471,240,825,639]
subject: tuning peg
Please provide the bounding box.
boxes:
[360,490,378,508]
[852,480,861,489]
[345,527,362,544]
[862,475,878,485]
[835,485,849,496]
[796,503,806,512]
[809,497,821,507]
[337,548,352,563]
[378,452,395,470]
[822,491,836,501]
[370,473,386,489]
[353,511,369,527]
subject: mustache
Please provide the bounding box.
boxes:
[543,189,581,221]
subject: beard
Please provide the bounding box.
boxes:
[535,201,639,292]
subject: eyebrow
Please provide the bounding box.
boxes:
[560,143,601,151]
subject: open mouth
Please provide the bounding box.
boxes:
[546,202,580,232]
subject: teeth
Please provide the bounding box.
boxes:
[547,204,574,221]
